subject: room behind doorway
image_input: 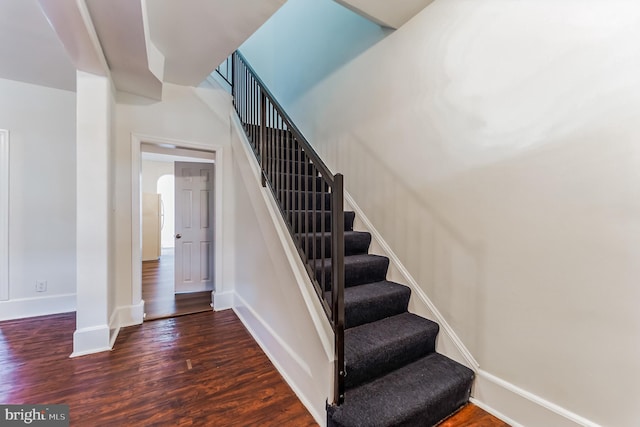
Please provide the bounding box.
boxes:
[141,150,213,320]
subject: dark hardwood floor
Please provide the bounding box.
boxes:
[440,404,509,427]
[0,311,317,426]
[0,310,508,426]
[142,248,212,320]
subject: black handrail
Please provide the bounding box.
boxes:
[231,51,345,405]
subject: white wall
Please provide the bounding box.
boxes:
[0,77,76,320]
[0,129,8,302]
[114,83,235,312]
[240,1,640,426]
[240,0,389,109]
[141,159,173,194]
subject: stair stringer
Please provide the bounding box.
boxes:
[343,192,479,373]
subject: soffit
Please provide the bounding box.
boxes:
[0,0,76,91]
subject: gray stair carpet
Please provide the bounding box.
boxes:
[280,164,475,426]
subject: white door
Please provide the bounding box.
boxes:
[174,162,215,293]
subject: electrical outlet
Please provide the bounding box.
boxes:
[35,280,47,292]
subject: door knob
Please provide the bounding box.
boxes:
[175,234,182,239]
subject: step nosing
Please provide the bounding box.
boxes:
[331,353,474,427]
[340,352,475,399]
[344,353,474,395]
[344,288,410,303]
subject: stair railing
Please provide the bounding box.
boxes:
[215,56,233,86]
[231,51,345,405]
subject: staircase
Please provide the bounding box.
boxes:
[232,52,475,427]
[293,193,474,426]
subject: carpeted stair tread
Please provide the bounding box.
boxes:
[327,352,475,427]
[344,312,439,389]
[313,254,389,288]
[299,230,371,259]
[343,281,411,328]
[344,254,390,287]
[325,281,412,329]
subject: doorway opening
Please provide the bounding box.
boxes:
[132,136,222,322]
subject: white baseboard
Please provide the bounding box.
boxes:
[104,301,146,351]
[70,324,111,357]
[343,192,478,371]
[233,293,328,427]
[175,284,213,293]
[108,308,121,349]
[472,370,601,427]
[117,300,145,327]
[213,291,234,310]
[0,293,76,321]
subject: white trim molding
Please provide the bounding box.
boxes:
[212,290,234,310]
[0,293,76,321]
[108,308,121,349]
[233,293,329,426]
[130,134,223,320]
[71,324,111,358]
[116,300,145,328]
[106,301,145,349]
[0,129,8,301]
[472,370,602,427]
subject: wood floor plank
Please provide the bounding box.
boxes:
[439,402,510,426]
[142,248,212,320]
[0,311,317,426]
[0,311,508,426]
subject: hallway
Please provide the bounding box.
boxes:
[142,248,212,320]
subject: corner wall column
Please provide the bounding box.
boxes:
[72,71,113,356]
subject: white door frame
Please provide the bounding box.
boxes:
[0,129,8,301]
[131,134,223,316]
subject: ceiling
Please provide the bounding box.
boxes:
[0,0,286,97]
[0,0,76,91]
[333,0,436,29]
[0,0,429,97]
[145,0,288,86]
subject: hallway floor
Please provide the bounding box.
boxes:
[0,311,317,426]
